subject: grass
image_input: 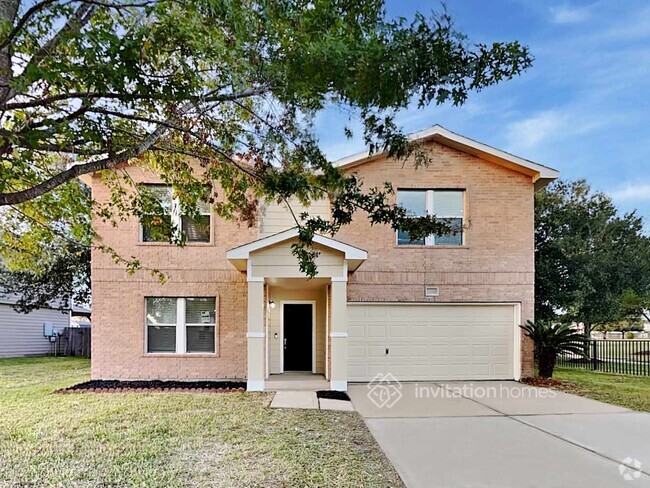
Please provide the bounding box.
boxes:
[554,367,650,412]
[0,357,402,487]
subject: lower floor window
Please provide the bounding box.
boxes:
[146,297,216,353]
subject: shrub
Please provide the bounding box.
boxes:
[520,320,587,378]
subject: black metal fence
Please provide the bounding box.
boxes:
[557,339,650,376]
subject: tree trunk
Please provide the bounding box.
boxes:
[0,0,19,102]
[583,322,593,357]
[537,349,557,378]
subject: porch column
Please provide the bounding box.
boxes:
[246,278,265,391]
[329,279,348,391]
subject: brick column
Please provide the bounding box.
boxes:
[246,279,265,391]
[329,278,348,391]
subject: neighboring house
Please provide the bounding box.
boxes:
[87,125,559,390]
[0,294,73,358]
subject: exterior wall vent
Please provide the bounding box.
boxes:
[424,286,439,297]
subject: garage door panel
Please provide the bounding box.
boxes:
[367,345,388,358]
[366,325,387,338]
[491,344,510,357]
[472,345,490,356]
[348,324,367,339]
[348,304,516,382]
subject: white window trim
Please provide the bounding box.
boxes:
[139,185,212,243]
[145,297,218,355]
[396,189,465,246]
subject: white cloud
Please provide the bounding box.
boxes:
[506,110,565,150]
[550,5,591,24]
[610,184,650,202]
[505,109,606,153]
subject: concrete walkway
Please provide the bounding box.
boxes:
[270,390,354,411]
[348,381,650,488]
[266,373,329,391]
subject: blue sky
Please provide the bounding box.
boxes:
[314,0,650,225]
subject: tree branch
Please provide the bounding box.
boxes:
[2,84,270,110]
[0,0,59,52]
[0,112,171,205]
[21,2,96,79]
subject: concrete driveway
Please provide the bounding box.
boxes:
[348,381,650,488]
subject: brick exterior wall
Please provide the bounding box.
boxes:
[91,139,537,380]
[335,141,536,377]
[91,165,257,380]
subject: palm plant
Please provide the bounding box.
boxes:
[520,320,588,378]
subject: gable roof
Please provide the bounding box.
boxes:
[226,227,367,272]
[332,124,560,189]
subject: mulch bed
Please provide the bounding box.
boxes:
[520,376,564,388]
[56,379,247,393]
[316,390,351,401]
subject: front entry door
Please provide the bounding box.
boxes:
[283,303,313,371]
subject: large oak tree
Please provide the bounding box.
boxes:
[0,0,532,309]
[535,179,650,333]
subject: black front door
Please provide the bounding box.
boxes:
[283,304,313,371]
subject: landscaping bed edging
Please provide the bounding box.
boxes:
[56,379,248,394]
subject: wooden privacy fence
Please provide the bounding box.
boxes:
[557,339,650,376]
[52,327,91,358]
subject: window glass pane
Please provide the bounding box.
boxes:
[182,215,211,242]
[186,297,216,324]
[435,218,463,246]
[397,191,427,245]
[142,214,173,242]
[146,297,177,325]
[197,200,211,215]
[433,191,463,217]
[142,185,172,213]
[397,230,425,245]
[186,326,215,353]
[397,190,426,216]
[147,326,176,352]
[141,185,173,242]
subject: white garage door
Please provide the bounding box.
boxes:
[347,304,517,381]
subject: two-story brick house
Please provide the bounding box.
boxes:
[89,125,558,391]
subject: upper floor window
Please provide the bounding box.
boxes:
[397,190,464,246]
[140,184,211,243]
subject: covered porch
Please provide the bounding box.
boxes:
[226,228,367,391]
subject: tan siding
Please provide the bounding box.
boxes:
[250,240,345,279]
[259,198,330,238]
[0,305,69,358]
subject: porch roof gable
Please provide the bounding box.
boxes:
[226,227,367,272]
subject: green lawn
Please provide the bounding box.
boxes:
[554,367,650,412]
[0,357,402,487]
